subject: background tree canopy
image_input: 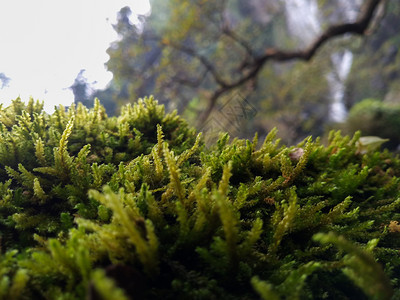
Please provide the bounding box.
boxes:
[75,0,400,146]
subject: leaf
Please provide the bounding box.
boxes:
[357,136,389,154]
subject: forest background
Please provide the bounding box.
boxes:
[69,0,400,149]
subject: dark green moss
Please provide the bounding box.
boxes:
[0,97,398,299]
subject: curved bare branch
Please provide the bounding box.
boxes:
[199,0,385,123]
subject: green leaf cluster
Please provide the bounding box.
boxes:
[0,97,399,299]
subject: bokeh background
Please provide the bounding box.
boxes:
[1,0,399,149]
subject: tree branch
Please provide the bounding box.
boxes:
[164,41,229,88]
[199,0,385,123]
[173,69,209,88]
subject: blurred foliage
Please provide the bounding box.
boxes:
[341,99,400,151]
[345,1,400,107]
[0,98,400,298]
[81,0,400,145]
[0,73,10,89]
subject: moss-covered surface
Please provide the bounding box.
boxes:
[0,97,399,299]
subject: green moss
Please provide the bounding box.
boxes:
[0,96,399,299]
[344,98,400,150]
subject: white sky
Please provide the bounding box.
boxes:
[0,1,150,112]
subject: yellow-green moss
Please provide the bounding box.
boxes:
[0,96,399,299]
